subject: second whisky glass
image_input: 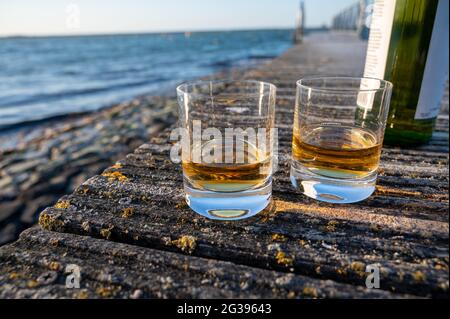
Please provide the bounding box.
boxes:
[176,80,276,220]
[290,77,393,204]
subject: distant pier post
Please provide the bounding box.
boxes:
[294,1,305,44]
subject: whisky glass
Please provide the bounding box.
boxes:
[176,80,276,220]
[291,77,393,203]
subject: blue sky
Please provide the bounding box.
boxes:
[0,0,356,36]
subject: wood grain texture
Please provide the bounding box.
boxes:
[0,227,405,299]
[0,32,448,299]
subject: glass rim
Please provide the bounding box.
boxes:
[177,79,277,97]
[296,76,393,93]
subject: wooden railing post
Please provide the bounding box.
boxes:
[332,0,373,40]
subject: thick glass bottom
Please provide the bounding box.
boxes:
[184,179,272,221]
[290,165,377,204]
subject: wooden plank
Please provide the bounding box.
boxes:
[34,135,448,297]
[0,227,403,299]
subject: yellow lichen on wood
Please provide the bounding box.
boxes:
[171,235,197,254]
[96,286,116,298]
[302,286,319,298]
[54,200,70,209]
[27,280,39,288]
[287,291,296,299]
[49,237,60,247]
[275,251,294,267]
[350,261,365,271]
[39,213,64,231]
[299,239,308,247]
[271,234,287,242]
[9,272,23,280]
[433,261,448,271]
[350,261,366,277]
[337,267,347,276]
[73,290,89,299]
[259,212,276,223]
[49,261,62,271]
[102,171,128,183]
[325,220,338,232]
[121,207,134,218]
[435,264,447,271]
[413,271,427,282]
[100,226,114,240]
[111,163,122,169]
[175,202,188,209]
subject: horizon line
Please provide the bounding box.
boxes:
[0,25,330,39]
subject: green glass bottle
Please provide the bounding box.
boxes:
[364,0,449,146]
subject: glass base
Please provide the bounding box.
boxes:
[290,165,377,204]
[184,179,272,221]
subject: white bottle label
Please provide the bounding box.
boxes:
[415,0,449,120]
[358,0,397,112]
[363,0,397,80]
[364,0,449,120]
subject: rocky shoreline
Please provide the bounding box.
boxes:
[0,96,178,245]
[0,67,249,245]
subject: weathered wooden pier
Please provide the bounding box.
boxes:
[0,32,448,299]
